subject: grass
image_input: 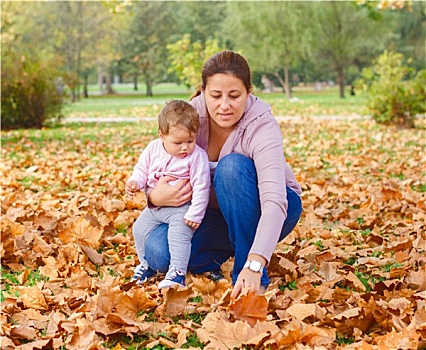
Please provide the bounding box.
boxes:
[62,83,368,120]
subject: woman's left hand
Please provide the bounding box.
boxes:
[231,253,267,299]
[230,268,262,299]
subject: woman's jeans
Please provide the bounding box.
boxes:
[142,153,302,287]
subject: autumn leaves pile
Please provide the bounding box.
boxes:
[1,119,425,349]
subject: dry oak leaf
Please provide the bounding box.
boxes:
[1,218,26,236]
[59,216,102,248]
[374,327,420,349]
[346,271,368,291]
[102,197,125,212]
[10,308,49,330]
[80,244,104,265]
[66,317,99,350]
[268,254,298,280]
[39,256,59,279]
[228,290,268,327]
[0,336,15,350]
[197,311,279,350]
[155,285,194,317]
[0,218,24,258]
[115,288,158,320]
[10,324,37,341]
[14,339,51,350]
[45,311,66,338]
[94,286,125,319]
[18,286,49,311]
[286,303,326,321]
[191,275,232,303]
[65,272,93,290]
[278,319,336,348]
[34,213,59,231]
[405,268,426,292]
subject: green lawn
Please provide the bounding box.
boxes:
[63,83,368,120]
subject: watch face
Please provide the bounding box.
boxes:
[250,260,262,272]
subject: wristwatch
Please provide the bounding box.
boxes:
[244,260,263,275]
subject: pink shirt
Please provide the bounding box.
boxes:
[128,138,210,223]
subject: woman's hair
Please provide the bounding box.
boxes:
[158,100,199,135]
[190,50,252,100]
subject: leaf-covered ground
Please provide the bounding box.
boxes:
[1,119,425,350]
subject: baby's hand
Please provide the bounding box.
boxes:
[185,219,200,229]
[125,181,139,197]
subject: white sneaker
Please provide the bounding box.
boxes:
[158,266,186,288]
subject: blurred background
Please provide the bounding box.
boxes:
[1,0,425,128]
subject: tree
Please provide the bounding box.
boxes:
[119,2,178,97]
[226,2,307,98]
[308,2,389,98]
[167,34,223,90]
[356,50,425,128]
[391,2,426,70]
[1,2,64,129]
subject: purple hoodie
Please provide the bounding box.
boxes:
[190,93,302,264]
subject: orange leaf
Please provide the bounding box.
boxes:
[59,216,102,248]
[156,285,193,317]
[19,286,49,311]
[115,289,157,320]
[229,290,268,327]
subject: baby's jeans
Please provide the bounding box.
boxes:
[132,203,194,273]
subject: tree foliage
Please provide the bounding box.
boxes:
[167,34,223,90]
[1,55,65,130]
[226,2,307,97]
[1,3,65,130]
[119,2,178,96]
[308,2,389,98]
[356,50,425,128]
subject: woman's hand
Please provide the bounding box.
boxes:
[231,253,267,299]
[148,175,193,207]
[231,268,262,299]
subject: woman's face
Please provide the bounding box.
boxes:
[204,73,248,131]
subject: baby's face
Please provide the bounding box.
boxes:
[159,126,197,159]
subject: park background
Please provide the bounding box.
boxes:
[1,1,426,349]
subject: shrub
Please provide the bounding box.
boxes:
[1,54,65,130]
[355,50,425,128]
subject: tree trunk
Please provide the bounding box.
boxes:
[83,74,89,98]
[133,73,138,91]
[274,70,291,98]
[337,66,345,98]
[283,65,291,98]
[97,64,104,94]
[75,2,82,101]
[146,79,153,97]
[106,74,114,94]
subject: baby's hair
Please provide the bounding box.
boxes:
[158,100,200,135]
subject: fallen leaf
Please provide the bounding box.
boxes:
[229,290,268,327]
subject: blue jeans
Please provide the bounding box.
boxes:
[143,154,302,287]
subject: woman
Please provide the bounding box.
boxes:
[135,50,302,297]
